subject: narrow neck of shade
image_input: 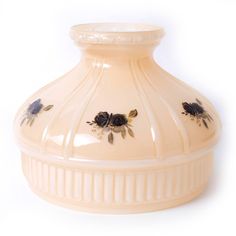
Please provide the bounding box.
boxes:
[70,23,164,60]
[79,44,157,61]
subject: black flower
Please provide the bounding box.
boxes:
[110,114,128,126]
[87,109,138,144]
[21,98,54,126]
[27,99,43,115]
[182,98,213,129]
[94,112,109,127]
[182,102,204,116]
[192,103,204,114]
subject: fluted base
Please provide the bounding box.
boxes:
[21,152,213,214]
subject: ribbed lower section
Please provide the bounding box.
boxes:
[21,153,213,213]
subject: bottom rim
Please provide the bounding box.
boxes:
[21,152,213,214]
[30,186,206,214]
[29,183,206,214]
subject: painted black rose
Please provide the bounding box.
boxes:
[110,114,128,126]
[182,102,204,116]
[181,98,213,129]
[94,112,109,127]
[87,109,138,144]
[28,99,43,115]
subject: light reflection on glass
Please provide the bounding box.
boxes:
[73,133,100,147]
[51,135,64,145]
[103,63,111,69]
[150,127,156,141]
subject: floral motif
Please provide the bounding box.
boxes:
[181,98,213,128]
[110,114,128,127]
[94,112,110,127]
[21,98,53,126]
[87,109,138,144]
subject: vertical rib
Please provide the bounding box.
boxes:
[63,59,105,158]
[137,60,190,153]
[40,60,98,154]
[130,59,162,158]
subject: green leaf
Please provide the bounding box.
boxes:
[121,126,126,139]
[128,109,138,118]
[20,117,26,126]
[208,114,214,121]
[202,119,208,129]
[196,98,202,105]
[26,118,31,125]
[112,126,121,133]
[108,132,114,144]
[43,105,54,111]
[127,127,134,137]
[29,118,35,126]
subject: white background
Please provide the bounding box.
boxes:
[0,0,235,235]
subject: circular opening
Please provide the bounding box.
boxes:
[72,23,162,33]
[70,23,164,45]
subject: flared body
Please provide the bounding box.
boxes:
[14,23,220,213]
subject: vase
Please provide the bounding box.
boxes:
[14,23,220,214]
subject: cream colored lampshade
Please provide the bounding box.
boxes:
[14,23,221,214]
